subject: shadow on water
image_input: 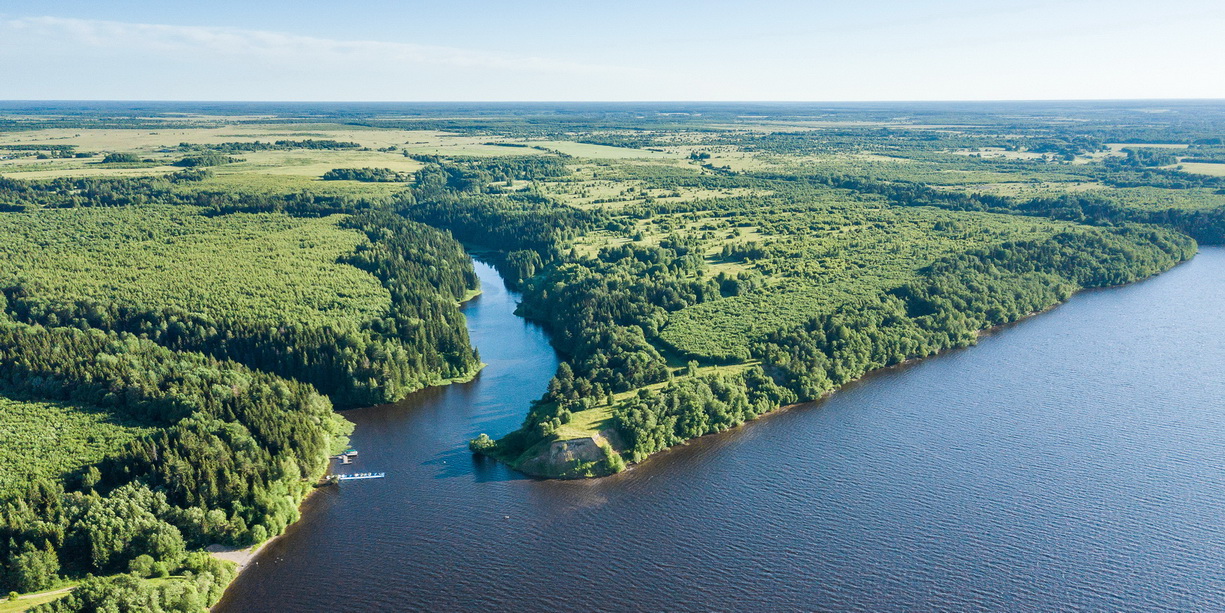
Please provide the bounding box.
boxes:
[424,447,532,482]
[219,249,1225,613]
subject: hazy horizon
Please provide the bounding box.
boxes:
[1,98,1222,105]
[1,0,1222,101]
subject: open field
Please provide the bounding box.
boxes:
[0,587,75,613]
[0,126,539,182]
[533,140,677,159]
[217,149,423,177]
[1175,162,1225,176]
[659,207,1074,360]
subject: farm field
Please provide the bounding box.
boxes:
[1176,161,1225,176]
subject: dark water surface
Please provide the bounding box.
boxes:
[218,251,1225,612]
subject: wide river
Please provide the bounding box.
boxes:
[218,249,1225,612]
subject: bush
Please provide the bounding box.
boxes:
[101,152,140,164]
[128,555,155,578]
[468,433,497,453]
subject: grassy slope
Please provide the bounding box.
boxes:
[0,588,73,613]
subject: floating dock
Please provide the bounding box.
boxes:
[334,472,385,481]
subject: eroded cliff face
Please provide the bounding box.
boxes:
[514,429,625,478]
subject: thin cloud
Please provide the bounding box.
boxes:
[0,16,638,76]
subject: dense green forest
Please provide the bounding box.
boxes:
[0,101,1222,609]
[0,198,481,609]
[322,167,410,182]
[0,131,487,609]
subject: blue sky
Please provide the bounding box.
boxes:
[1,0,1222,101]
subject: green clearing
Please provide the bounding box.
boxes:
[1097,185,1225,211]
[0,398,153,498]
[0,587,74,613]
[1174,162,1225,177]
[173,171,405,197]
[216,149,422,178]
[553,406,614,440]
[0,207,390,330]
[534,140,677,159]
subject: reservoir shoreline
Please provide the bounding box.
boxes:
[218,248,1225,613]
[497,248,1199,479]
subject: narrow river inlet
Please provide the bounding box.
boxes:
[217,250,1225,612]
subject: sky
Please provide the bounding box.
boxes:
[0,0,1222,101]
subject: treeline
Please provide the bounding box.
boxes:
[31,554,235,612]
[2,211,480,408]
[173,154,240,168]
[0,145,83,160]
[613,226,1194,461]
[0,144,77,152]
[756,170,1225,245]
[322,167,410,182]
[398,160,602,283]
[100,153,146,164]
[1180,145,1225,164]
[178,139,360,153]
[1023,136,1107,159]
[0,173,389,217]
[1096,165,1224,190]
[406,155,571,189]
[0,317,352,597]
[1117,147,1179,167]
